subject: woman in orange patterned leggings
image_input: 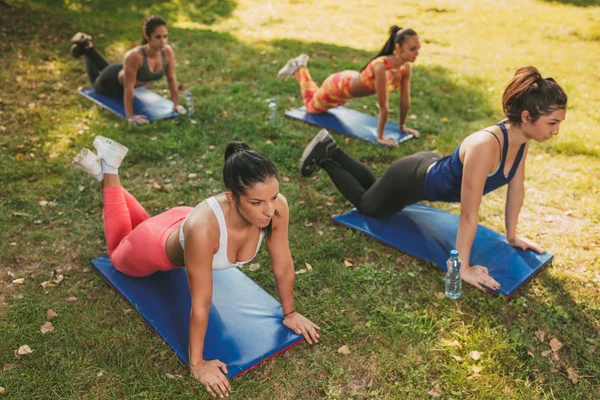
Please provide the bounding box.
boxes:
[278,26,421,147]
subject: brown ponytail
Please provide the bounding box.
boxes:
[502,66,567,125]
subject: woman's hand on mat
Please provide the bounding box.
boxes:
[174,104,187,115]
[377,137,398,147]
[400,125,420,138]
[283,312,321,344]
[461,266,501,291]
[192,359,230,398]
[128,115,149,125]
[508,236,544,253]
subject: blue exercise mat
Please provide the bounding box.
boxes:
[284,106,415,146]
[91,255,303,378]
[78,87,179,122]
[332,204,553,299]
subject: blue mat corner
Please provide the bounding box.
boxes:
[79,87,179,122]
[332,203,553,298]
[284,106,415,146]
[91,255,303,378]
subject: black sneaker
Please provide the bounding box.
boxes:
[299,129,338,177]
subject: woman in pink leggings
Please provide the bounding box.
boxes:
[277,25,421,147]
[72,138,320,398]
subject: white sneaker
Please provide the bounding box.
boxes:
[92,135,128,169]
[72,148,102,181]
[277,54,309,79]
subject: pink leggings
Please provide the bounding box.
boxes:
[103,186,192,277]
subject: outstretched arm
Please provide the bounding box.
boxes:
[505,143,544,253]
[399,64,419,137]
[164,45,181,109]
[185,223,231,398]
[373,63,396,147]
[122,51,145,123]
[266,195,320,344]
[458,137,502,291]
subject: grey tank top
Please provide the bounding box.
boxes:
[136,47,167,82]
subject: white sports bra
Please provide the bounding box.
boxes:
[179,196,265,270]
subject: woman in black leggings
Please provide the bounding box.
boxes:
[300,66,567,292]
[71,15,184,125]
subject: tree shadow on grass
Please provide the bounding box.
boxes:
[19,0,237,25]
[540,0,600,6]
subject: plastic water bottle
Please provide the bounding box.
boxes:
[268,98,278,128]
[445,249,462,299]
[186,92,195,120]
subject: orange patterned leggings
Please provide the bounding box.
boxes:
[294,67,356,113]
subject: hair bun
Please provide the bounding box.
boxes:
[224,141,251,162]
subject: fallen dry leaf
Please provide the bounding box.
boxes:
[39,200,48,207]
[12,278,24,285]
[541,350,552,357]
[344,260,353,268]
[442,339,463,349]
[305,263,313,272]
[304,219,313,227]
[426,382,442,397]
[471,365,483,373]
[549,338,563,352]
[337,345,351,355]
[535,330,545,343]
[567,367,578,384]
[66,297,78,302]
[17,345,33,355]
[282,176,290,182]
[0,387,4,395]
[3,364,12,372]
[40,321,54,334]
[97,371,104,377]
[452,355,463,362]
[470,351,481,360]
[588,345,597,354]
[45,309,57,321]
[295,269,307,275]
[467,373,482,380]
[248,263,260,271]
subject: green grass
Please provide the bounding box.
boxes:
[1,0,599,398]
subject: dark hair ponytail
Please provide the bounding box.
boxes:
[141,15,167,45]
[502,66,567,125]
[222,141,280,237]
[360,25,418,71]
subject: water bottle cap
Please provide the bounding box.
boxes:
[270,98,275,102]
[187,91,192,96]
[450,250,459,257]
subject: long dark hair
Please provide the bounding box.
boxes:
[223,141,280,237]
[141,15,167,45]
[502,66,567,125]
[360,25,418,71]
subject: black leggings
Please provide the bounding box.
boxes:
[82,47,123,96]
[321,149,441,217]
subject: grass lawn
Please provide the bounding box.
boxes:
[1,0,599,398]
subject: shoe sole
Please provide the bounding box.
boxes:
[299,129,330,175]
[93,136,128,167]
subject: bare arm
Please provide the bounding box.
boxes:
[265,195,320,344]
[373,63,395,146]
[164,45,180,108]
[457,135,502,291]
[399,63,412,129]
[184,219,231,397]
[505,143,544,253]
[505,143,529,241]
[122,51,140,120]
[265,196,295,314]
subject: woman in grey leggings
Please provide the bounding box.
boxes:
[71,15,184,125]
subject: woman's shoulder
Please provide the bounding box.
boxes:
[184,198,220,238]
[123,46,143,64]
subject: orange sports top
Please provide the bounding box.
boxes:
[359,56,408,93]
